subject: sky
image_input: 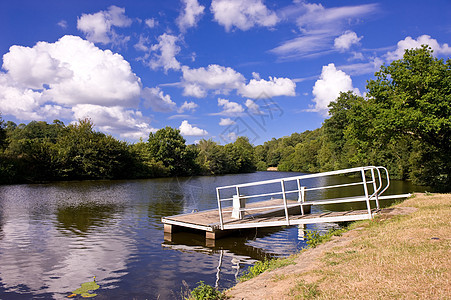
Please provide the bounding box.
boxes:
[0,0,450,145]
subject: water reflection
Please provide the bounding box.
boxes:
[0,172,423,299]
[57,203,124,235]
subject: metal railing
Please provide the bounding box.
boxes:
[215,166,391,230]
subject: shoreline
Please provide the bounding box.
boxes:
[225,193,450,299]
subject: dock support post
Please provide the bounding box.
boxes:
[164,223,183,234]
[206,230,229,240]
[232,194,245,219]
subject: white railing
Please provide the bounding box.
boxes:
[215,166,391,230]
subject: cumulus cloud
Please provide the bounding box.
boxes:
[216,98,244,115]
[77,5,132,46]
[239,76,296,99]
[72,104,155,140]
[148,33,181,72]
[219,117,236,126]
[177,101,198,113]
[177,0,205,32]
[181,64,245,97]
[1,35,141,107]
[385,35,451,61]
[141,87,177,112]
[179,120,208,136]
[0,35,151,140]
[334,31,362,51]
[211,0,278,31]
[311,63,360,113]
[0,73,72,120]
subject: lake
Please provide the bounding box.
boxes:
[0,171,425,299]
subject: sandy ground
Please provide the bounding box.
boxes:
[225,206,418,300]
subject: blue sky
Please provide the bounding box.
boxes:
[0,0,450,145]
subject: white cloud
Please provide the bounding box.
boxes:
[77,5,132,46]
[273,3,377,59]
[244,99,263,115]
[219,117,236,126]
[0,73,72,120]
[385,35,451,61]
[239,76,296,99]
[179,120,208,136]
[177,101,198,113]
[141,87,177,112]
[145,18,158,28]
[181,64,245,97]
[270,34,332,59]
[148,33,181,72]
[338,57,383,76]
[72,104,155,140]
[211,0,278,31]
[134,35,150,52]
[1,35,141,107]
[334,31,362,51]
[311,63,360,113]
[57,20,68,29]
[177,0,205,32]
[182,83,207,98]
[0,35,150,140]
[216,98,244,115]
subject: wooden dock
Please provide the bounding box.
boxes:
[162,198,377,239]
[162,167,411,240]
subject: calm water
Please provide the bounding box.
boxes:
[0,171,425,299]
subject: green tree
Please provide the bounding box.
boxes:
[367,45,450,189]
[195,139,228,175]
[148,126,197,176]
[54,119,131,179]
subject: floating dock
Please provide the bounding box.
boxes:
[162,166,411,239]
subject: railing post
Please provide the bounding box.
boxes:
[281,180,290,225]
[361,168,372,217]
[297,178,305,215]
[216,188,224,230]
[370,168,380,209]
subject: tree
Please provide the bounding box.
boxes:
[54,119,132,179]
[367,45,450,189]
[148,127,197,176]
[196,139,228,175]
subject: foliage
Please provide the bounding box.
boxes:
[148,126,198,176]
[305,228,348,248]
[186,281,225,300]
[239,257,295,282]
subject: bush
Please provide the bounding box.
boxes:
[187,281,225,300]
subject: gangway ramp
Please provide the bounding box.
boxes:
[162,166,411,239]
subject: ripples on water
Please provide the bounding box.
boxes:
[0,172,423,299]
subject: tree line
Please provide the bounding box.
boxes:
[0,46,449,191]
[0,118,257,183]
[255,46,450,191]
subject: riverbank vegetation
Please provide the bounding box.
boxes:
[0,46,449,190]
[226,193,450,299]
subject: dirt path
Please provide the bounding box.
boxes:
[225,206,418,300]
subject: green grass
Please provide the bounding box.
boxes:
[185,281,226,300]
[289,280,320,299]
[239,256,296,282]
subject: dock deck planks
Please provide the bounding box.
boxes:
[162,198,377,239]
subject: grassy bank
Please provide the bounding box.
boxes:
[226,193,451,299]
